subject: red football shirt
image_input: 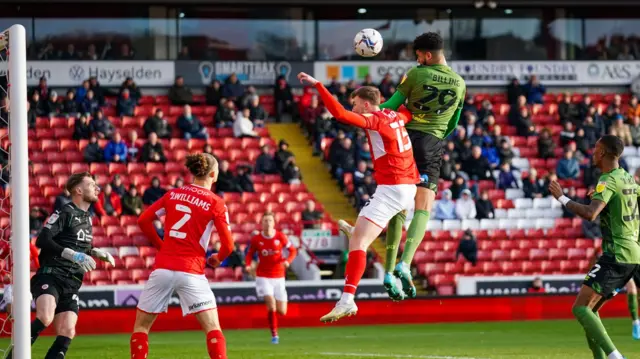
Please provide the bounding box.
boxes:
[245,231,297,278]
[138,184,234,275]
[314,83,419,186]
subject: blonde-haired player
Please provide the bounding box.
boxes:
[245,212,298,344]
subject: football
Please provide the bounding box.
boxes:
[353,28,383,57]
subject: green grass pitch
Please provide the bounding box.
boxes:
[9,318,640,358]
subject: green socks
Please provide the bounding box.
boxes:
[628,293,638,320]
[400,210,430,266]
[384,212,406,272]
[573,305,617,355]
[585,333,606,359]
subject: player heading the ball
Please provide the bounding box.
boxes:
[297,72,419,323]
[131,153,234,359]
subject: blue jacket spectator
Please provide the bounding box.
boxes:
[482,146,500,168]
[177,105,208,140]
[433,189,457,220]
[103,132,128,163]
[497,163,518,189]
[523,75,546,104]
[89,110,115,139]
[556,150,580,179]
[117,89,136,117]
[76,80,90,103]
[222,73,245,103]
[81,90,100,116]
[469,127,491,147]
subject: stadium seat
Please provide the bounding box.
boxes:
[125,257,145,269]
[139,247,158,258]
[118,246,140,258]
[110,270,132,282]
[529,249,548,261]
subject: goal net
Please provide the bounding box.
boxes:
[0,25,31,359]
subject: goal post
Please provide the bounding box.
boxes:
[0,24,30,359]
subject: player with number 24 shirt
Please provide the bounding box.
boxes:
[297,71,419,323]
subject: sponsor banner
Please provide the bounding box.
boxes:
[457,274,585,296]
[314,61,640,86]
[175,61,314,87]
[0,61,175,87]
[300,229,341,251]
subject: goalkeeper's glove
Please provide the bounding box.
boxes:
[91,248,116,267]
[61,248,97,273]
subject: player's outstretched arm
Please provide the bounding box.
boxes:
[297,72,369,128]
[549,180,606,221]
[379,91,407,111]
[90,248,116,267]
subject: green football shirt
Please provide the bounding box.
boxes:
[591,167,640,264]
[396,64,466,139]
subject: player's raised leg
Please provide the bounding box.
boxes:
[45,311,77,359]
[627,278,640,339]
[382,212,405,301]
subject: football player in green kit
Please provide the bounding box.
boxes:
[339,32,467,300]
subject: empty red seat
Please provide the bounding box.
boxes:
[491,250,509,261]
[109,163,127,175]
[423,263,446,275]
[132,269,151,282]
[567,248,587,259]
[112,235,133,247]
[549,248,568,260]
[481,262,500,274]
[529,248,548,261]
[125,257,145,269]
[510,249,528,261]
[88,270,110,283]
[215,267,234,280]
[110,270,131,282]
[139,246,158,258]
[430,274,455,286]
[433,251,455,262]
[522,261,543,274]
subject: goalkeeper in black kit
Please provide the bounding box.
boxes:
[8,172,115,359]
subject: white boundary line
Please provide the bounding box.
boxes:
[313,352,486,359]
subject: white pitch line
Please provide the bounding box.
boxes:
[314,352,485,359]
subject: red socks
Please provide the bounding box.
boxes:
[130,332,149,359]
[268,310,278,337]
[206,330,227,359]
[344,250,367,295]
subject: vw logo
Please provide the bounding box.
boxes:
[587,64,600,77]
[69,65,85,81]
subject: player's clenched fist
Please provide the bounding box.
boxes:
[207,255,221,268]
[297,72,318,85]
[548,180,564,199]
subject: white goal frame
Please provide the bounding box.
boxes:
[4,24,30,359]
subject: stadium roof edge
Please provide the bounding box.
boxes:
[2,0,640,4]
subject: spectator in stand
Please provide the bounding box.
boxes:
[378,73,394,99]
[477,99,494,121]
[609,94,623,114]
[528,277,545,294]
[177,105,208,139]
[29,92,46,117]
[85,44,99,60]
[302,200,323,229]
[215,99,235,128]
[236,165,255,192]
[523,168,545,198]
[567,141,586,164]
[361,74,375,87]
[449,176,469,200]
[89,77,105,106]
[482,142,500,170]
[141,132,167,163]
[116,89,136,117]
[302,95,322,128]
[177,45,191,60]
[205,80,222,106]
[455,189,476,219]
[562,187,579,218]
[81,90,100,116]
[523,75,546,105]
[111,174,126,196]
[62,90,79,116]
[575,128,591,155]
[127,130,140,162]
[241,86,258,109]
[433,189,456,220]
[216,160,242,193]
[83,135,104,163]
[46,91,63,118]
[274,75,294,123]
[60,44,79,60]
[559,121,576,147]
[609,117,633,145]
[143,177,166,205]
[103,132,128,163]
[248,96,268,127]
[456,230,478,266]
[537,128,556,159]
[556,149,580,180]
[355,174,377,210]
[168,76,193,105]
[121,185,143,216]
[497,139,515,165]
[73,114,91,140]
[582,115,602,148]
[497,162,518,189]
[222,73,245,107]
[143,108,171,139]
[619,44,636,60]
[53,189,71,212]
[27,102,36,129]
[32,76,48,99]
[508,95,527,126]
[462,95,478,118]
[469,126,489,148]
[283,157,302,184]
[94,183,122,217]
[233,108,259,138]
[558,92,579,124]
[275,140,294,174]
[578,95,594,121]
[173,177,185,189]
[583,157,602,188]
[506,78,524,105]
[29,207,49,236]
[75,80,90,104]
[628,96,640,121]
[475,190,495,219]
[463,113,477,137]
[440,153,456,181]
[463,146,492,181]
[118,43,135,60]
[353,161,370,186]
[255,145,278,174]
[330,137,356,179]
[629,115,640,146]
[514,106,536,137]
[89,110,115,139]
[119,77,141,104]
